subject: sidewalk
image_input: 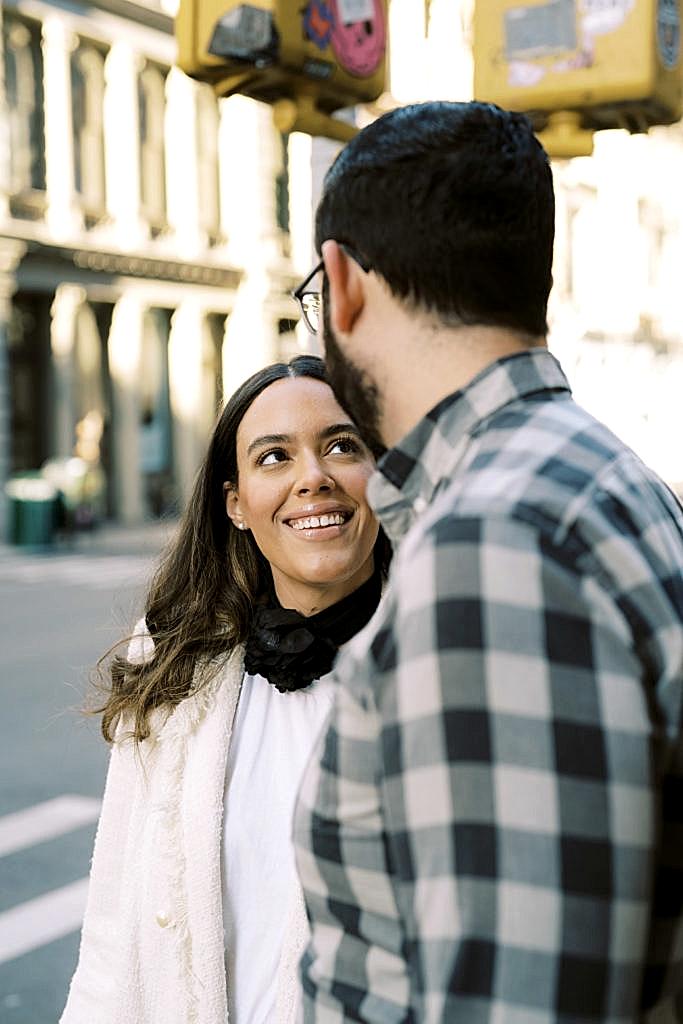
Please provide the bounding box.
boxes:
[0,517,180,560]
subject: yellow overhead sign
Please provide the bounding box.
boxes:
[176,0,387,139]
[474,0,682,156]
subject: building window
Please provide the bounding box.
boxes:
[196,84,221,243]
[71,40,107,223]
[8,294,52,470]
[3,15,46,217]
[138,62,168,234]
[275,131,290,252]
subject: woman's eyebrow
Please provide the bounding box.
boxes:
[247,433,290,456]
[320,423,361,440]
[246,423,361,457]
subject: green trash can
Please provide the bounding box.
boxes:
[5,473,59,547]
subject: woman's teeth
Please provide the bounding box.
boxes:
[290,513,346,531]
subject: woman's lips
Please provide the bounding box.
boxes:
[283,510,353,537]
[288,512,347,531]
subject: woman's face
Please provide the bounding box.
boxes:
[225,376,379,615]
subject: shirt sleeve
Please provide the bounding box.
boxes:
[379,512,657,1021]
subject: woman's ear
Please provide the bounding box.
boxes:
[223,482,247,531]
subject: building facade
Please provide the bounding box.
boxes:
[0,0,316,533]
[2,0,682,538]
[550,125,683,493]
[391,0,683,496]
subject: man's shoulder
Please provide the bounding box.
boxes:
[391,401,683,630]
[425,392,679,547]
[461,394,622,509]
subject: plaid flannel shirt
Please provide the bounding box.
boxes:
[293,348,683,1023]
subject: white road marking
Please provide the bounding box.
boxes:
[0,796,101,858]
[0,878,89,964]
[0,554,152,588]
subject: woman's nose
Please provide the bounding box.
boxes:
[295,455,335,495]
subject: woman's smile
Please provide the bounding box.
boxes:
[226,376,379,613]
[283,503,354,536]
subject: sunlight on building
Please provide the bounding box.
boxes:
[1,0,682,533]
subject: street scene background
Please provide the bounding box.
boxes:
[2,0,683,1020]
[0,523,173,1023]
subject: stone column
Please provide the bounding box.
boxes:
[0,6,12,222]
[104,42,146,248]
[0,240,27,539]
[50,284,86,458]
[309,136,342,227]
[426,0,473,100]
[108,294,145,523]
[288,131,314,275]
[168,300,205,509]
[388,0,428,103]
[165,67,201,256]
[220,96,283,398]
[42,15,81,239]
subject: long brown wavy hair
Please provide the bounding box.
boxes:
[97,355,390,743]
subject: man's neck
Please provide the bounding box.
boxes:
[379,327,546,449]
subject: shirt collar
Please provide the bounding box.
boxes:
[368,348,572,543]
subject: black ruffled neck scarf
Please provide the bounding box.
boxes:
[244,567,382,693]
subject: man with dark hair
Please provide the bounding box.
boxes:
[292,101,683,1021]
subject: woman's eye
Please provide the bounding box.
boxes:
[328,436,361,456]
[257,449,288,466]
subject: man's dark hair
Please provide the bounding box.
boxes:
[315,101,555,338]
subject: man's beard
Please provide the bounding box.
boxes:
[323,304,386,459]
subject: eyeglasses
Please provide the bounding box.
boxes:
[292,259,324,335]
[291,246,371,335]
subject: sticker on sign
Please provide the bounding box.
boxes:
[337,0,375,26]
[505,0,577,61]
[580,0,634,38]
[656,0,680,69]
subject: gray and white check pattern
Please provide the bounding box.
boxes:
[293,349,683,1022]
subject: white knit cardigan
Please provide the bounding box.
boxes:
[60,639,309,1024]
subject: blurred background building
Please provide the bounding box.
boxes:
[1,0,682,537]
[0,0,315,532]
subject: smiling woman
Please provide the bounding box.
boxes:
[226,374,377,615]
[60,356,390,1024]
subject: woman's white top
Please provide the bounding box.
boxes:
[60,625,335,1024]
[222,671,335,1023]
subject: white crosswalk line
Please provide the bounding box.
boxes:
[0,554,152,588]
[0,878,89,964]
[0,796,101,858]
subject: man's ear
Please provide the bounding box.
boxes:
[321,240,366,335]
[223,482,246,531]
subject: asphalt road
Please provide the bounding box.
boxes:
[0,539,161,1023]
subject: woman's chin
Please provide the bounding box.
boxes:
[274,559,370,601]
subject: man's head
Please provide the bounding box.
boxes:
[314,101,555,450]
